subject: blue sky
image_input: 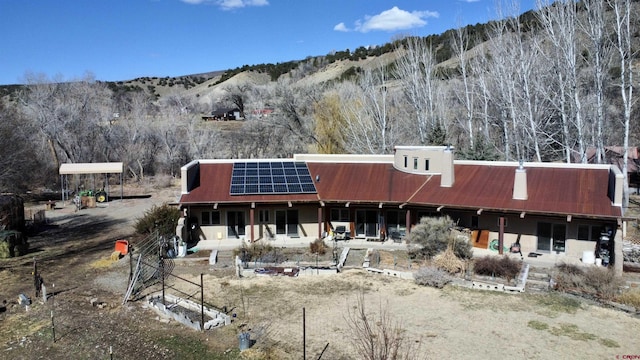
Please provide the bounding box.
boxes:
[0,0,536,85]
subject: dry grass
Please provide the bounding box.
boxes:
[616,289,640,309]
[553,266,624,301]
[433,247,464,274]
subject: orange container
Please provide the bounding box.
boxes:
[115,240,129,255]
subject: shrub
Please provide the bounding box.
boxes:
[407,216,473,260]
[232,242,277,263]
[134,203,180,237]
[473,255,521,281]
[553,265,624,301]
[555,262,584,276]
[414,266,453,288]
[309,238,327,255]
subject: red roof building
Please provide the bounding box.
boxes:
[178,146,625,271]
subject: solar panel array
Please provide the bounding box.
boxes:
[230,161,317,195]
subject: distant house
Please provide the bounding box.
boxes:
[252,108,274,118]
[202,107,242,121]
[177,146,626,274]
[575,146,640,188]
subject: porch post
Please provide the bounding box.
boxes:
[405,209,411,236]
[317,207,323,239]
[614,221,623,276]
[498,216,505,255]
[250,207,255,242]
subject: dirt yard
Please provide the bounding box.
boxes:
[1,183,640,359]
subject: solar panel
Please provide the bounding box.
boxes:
[229,161,317,195]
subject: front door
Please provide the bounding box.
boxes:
[275,209,299,236]
[537,222,566,253]
[356,210,379,237]
[227,211,246,238]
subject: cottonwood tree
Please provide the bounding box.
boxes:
[267,79,320,152]
[609,0,636,207]
[110,91,158,181]
[536,0,587,163]
[451,24,475,149]
[342,61,399,154]
[0,101,41,191]
[223,83,251,119]
[580,0,612,164]
[484,10,524,161]
[20,73,114,168]
[394,36,440,145]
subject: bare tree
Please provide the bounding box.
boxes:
[345,292,424,360]
[394,36,440,144]
[451,25,475,149]
[20,73,114,168]
[342,62,399,154]
[0,101,42,191]
[581,0,612,164]
[536,0,587,163]
[609,0,636,207]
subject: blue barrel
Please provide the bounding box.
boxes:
[238,332,251,351]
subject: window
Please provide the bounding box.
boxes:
[227,211,245,237]
[331,208,350,222]
[386,210,407,238]
[403,156,408,168]
[425,159,430,171]
[201,211,221,225]
[259,210,270,223]
[537,222,566,252]
[275,209,299,236]
[413,157,418,170]
[578,224,601,242]
[471,216,479,229]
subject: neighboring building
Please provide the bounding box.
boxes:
[251,108,274,118]
[202,107,242,121]
[177,146,626,273]
[575,146,640,190]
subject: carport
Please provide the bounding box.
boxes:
[59,162,124,202]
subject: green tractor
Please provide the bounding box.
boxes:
[79,189,108,203]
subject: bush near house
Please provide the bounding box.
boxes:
[414,266,453,288]
[552,264,624,301]
[407,215,473,260]
[134,203,180,237]
[473,255,521,282]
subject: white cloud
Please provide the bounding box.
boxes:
[218,0,268,10]
[336,6,439,33]
[333,22,349,32]
[180,0,269,9]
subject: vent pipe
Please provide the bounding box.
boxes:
[512,161,528,200]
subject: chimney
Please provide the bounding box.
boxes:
[440,146,455,187]
[512,162,528,200]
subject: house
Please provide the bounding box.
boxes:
[202,107,242,121]
[251,108,274,118]
[177,146,626,273]
[576,146,640,190]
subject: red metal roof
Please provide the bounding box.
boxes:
[179,161,621,219]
